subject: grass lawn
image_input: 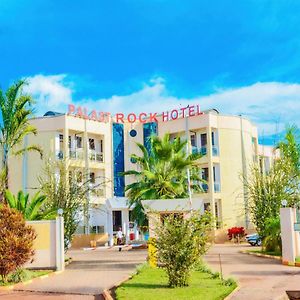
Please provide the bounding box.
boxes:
[116,264,236,300]
[0,270,52,286]
[247,249,281,257]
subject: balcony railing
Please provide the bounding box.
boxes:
[212,146,219,156]
[56,150,64,160]
[201,183,209,192]
[69,149,84,160]
[89,151,104,163]
[192,146,207,156]
[214,182,221,192]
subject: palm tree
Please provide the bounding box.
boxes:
[5,190,56,220]
[123,134,204,226]
[0,80,42,200]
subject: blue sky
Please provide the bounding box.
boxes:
[1,1,300,144]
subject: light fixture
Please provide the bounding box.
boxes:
[281,200,287,207]
[57,208,64,216]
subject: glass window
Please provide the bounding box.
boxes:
[89,138,95,150]
[190,134,196,147]
[76,136,82,148]
[200,133,207,146]
[59,134,63,143]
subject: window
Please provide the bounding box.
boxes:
[89,138,95,150]
[59,134,63,143]
[90,172,95,183]
[211,132,215,146]
[68,136,71,148]
[201,168,209,181]
[100,140,103,152]
[190,134,196,147]
[200,133,207,147]
[76,136,82,148]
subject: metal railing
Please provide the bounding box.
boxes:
[201,183,209,192]
[214,182,221,192]
[89,151,104,163]
[69,149,84,160]
[212,146,219,156]
[192,146,207,156]
[56,150,64,160]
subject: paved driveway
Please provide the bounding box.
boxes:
[1,247,147,299]
[205,244,300,300]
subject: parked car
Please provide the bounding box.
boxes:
[245,233,262,246]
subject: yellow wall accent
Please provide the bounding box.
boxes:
[30,223,51,250]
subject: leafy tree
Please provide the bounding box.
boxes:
[5,190,56,220]
[151,211,213,287]
[245,126,300,239]
[39,159,106,250]
[123,134,204,226]
[0,80,42,200]
[0,205,36,283]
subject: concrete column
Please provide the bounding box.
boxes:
[55,216,65,271]
[280,208,297,264]
[122,209,130,244]
[207,127,216,225]
[134,221,139,240]
[107,209,114,246]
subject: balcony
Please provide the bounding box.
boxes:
[192,146,207,156]
[214,182,221,192]
[89,151,104,163]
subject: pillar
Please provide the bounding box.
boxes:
[122,209,130,244]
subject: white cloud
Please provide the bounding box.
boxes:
[27,74,300,138]
[24,74,73,112]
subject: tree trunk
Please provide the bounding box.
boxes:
[0,147,8,203]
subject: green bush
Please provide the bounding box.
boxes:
[262,217,281,253]
[152,211,213,287]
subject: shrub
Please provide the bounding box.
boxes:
[0,205,36,282]
[262,217,281,253]
[227,227,245,241]
[152,211,213,287]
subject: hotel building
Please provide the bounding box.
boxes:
[9,107,275,245]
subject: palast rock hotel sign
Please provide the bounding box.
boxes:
[67,104,203,123]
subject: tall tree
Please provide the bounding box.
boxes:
[123,134,204,226]
[0,80,42,198]
[245,125,300,239]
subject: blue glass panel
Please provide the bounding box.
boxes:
[113,123,125,196]
[143,122,158,154]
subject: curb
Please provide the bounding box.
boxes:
[223,286,240,300]
[0,270,62,291]
[240,251,300,268]
[102,272,138,300]
[239,250,281,260]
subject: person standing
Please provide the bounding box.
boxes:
[116,227,123,252]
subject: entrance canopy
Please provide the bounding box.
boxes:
[106,197,130,210]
